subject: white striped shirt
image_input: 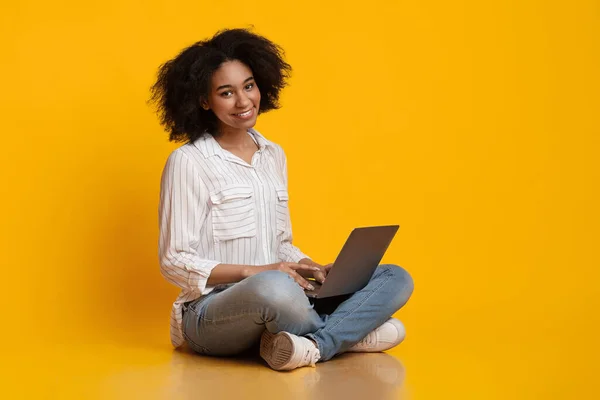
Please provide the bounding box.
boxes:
[158,128,310,347]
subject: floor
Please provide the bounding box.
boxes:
[8,325,593,400]
[97,347,408,400]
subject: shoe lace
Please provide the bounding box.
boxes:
[302,346,321,367]
[355,332,376,348]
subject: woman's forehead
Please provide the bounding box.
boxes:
[211,60,254,87]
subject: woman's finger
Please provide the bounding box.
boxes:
[288,270,315,290]
[313,270,326,284]
[290,264,321,272]
[299,278,315,291]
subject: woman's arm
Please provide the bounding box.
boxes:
[159,151,222,294]
[206,263,254,285]
[208,262,321,290]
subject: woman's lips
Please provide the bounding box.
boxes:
[232,108,255,119]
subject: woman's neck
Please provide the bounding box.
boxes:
[214,125,253,150]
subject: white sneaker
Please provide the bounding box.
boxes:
[260,330,321,371]
[347,318,406,352]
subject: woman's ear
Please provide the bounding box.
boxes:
[200,99,210,110]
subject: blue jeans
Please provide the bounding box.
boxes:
[182,264,414,361]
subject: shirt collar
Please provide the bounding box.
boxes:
[248,128,275,151]
[193,128,274,159]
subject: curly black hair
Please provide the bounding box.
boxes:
[150,27,292,143]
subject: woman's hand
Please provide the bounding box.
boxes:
[250,262,321,291]
[298,258,334,284]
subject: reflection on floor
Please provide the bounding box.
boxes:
[98,346,408,400]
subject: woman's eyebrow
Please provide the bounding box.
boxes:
[216,76,255,91]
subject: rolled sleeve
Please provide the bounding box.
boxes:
[279,242,310,263]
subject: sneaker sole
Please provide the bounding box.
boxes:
[260,331,296,371]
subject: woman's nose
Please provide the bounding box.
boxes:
[235,92,251,108]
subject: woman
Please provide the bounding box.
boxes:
[152,28,414,371]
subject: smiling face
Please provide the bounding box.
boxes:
[202,59,261,135]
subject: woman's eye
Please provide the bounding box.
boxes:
[245,83,254,90]
[220,91,232,97]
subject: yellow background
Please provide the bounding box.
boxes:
[2,0,599,398]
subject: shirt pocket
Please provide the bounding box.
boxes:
[209,184,257,242]
[275,186,289,236]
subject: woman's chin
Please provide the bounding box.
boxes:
[233,118,258,130]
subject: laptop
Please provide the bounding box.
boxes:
[304,225,400,299]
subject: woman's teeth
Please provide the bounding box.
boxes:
[235,110,252,117]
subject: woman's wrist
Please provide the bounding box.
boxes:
[242,264,267,279]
